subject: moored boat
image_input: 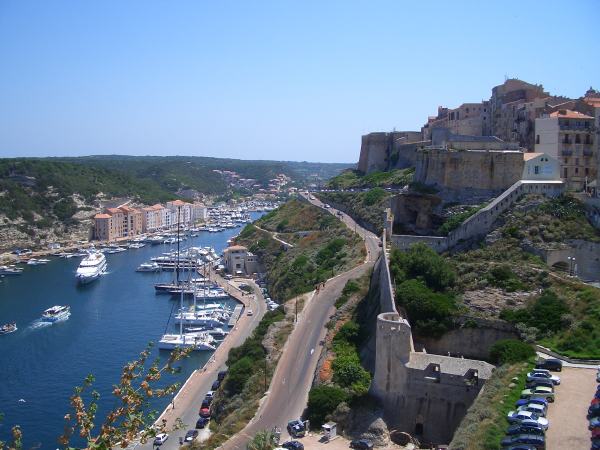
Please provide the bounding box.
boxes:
[0,322,17,335]
[76,249,107,284]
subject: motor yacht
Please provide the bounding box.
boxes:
[0,322,17,335]
[41,305,70,322]
[76,249,107,284]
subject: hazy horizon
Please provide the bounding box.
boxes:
[1,0,598,163]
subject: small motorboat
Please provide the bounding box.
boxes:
[0,322,17,335]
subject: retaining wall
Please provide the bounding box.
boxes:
[391,180,565,253]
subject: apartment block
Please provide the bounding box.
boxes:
[535,109,596,191]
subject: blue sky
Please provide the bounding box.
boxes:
[0,0,598,163]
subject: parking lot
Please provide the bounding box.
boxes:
[546,367,597,449]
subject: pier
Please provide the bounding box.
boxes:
[228,304,244,327]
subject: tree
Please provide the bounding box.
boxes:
[306,385,348,427]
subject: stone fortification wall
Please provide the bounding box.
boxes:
[413,317,519,361]
[371,234,494,444]
[357,131,424,174]
[391,180,565,253]
[414,148,524,193]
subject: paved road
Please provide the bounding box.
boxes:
[546,367,596,450]
[220,194,381,449]
[136,278,266,450]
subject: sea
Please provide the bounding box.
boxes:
[0,214,262,448]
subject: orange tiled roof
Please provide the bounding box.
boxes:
[106,207,122,214]
[94,213,111,219]
[549,109,594,119]
[584,97,600,107]
[523,152,543,161]
[168,199,188,206]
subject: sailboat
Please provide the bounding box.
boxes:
[158,206,216,352]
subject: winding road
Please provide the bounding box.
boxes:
[219,193,381,449]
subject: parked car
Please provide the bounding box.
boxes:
[199,407,211,418]
[218,370,228,381]
[589,416,600,430]
[201,399,211,409]
[211,379,221,390]
[515,397,548,409]
[281,441,304,450]
[506,410,549,429]
[184,429,199,442]
[520,386,554,403]
[526,370,560,385]
[506,421,544,436]
[593,428,600,439]
[247,309,253,316]
[503,446,538,450]
[593,438,600,450]
[525,379,555,390]
[196,417,209,429]
[153,433,169,446]
[224,274,233,280]
[286,420,305,438]
[500,434,545,449]
[589,404,600,419]
[205,390,215,399]
[534,358,562,372]
[517,403,547,417]
[349,439,374,450]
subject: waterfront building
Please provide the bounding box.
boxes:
[105,208,125,238]
[192,202,208,222]
[118,205,144,236]
[166,200,192,227]
[223,245,259,276]
[142,206,160,232]
[94,213,115,241]
[535,109,597,191]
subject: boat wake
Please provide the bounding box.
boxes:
[28,320,52,330]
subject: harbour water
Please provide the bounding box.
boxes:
[0,215,262,448]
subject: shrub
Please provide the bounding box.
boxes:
[306,385,349,427]
[395,279,457,337]
[389,243,455,292]
[489,339,535,364]
[362,188,387,206]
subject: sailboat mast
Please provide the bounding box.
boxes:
[176,206,181,285]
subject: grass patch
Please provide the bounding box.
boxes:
[450,361,534,450]
[237,200,364,301]
[317,189,393,234]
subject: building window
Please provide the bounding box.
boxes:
[585,135,592,145]
[586,168,590,176]
[575,134,581,144]
[536,135,540,144]
[575,168,579,174]
[576,158,579,166]
[564,158,569,164]
[564,167,568,178]
[534,166,540,174]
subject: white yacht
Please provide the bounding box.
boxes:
[76,249,107,284]
[41,305,71,322]
[0,265,23,275]
[158,331,216,351]
[136,262,161,272]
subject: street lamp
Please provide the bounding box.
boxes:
[567,256,576,276]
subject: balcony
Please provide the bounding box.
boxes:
[561,150,573,156]
[559,124,595,132]
[583,149,595,157]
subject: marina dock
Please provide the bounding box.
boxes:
[228,304,244,326]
